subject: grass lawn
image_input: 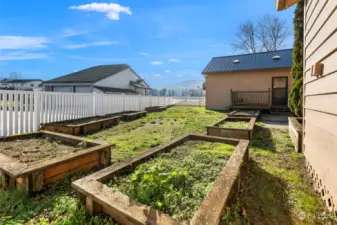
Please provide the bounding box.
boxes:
[0,106,225,225]
[88,106,225,161]
[221,126,336,225]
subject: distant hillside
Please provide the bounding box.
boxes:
[160,80,204,90]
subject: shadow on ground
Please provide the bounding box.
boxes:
[221,160,293,225]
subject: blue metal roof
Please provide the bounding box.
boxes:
[202,49,293,74]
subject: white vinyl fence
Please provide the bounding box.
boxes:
[0,90,175,137]
[171,96,205,106]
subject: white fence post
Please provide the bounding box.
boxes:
[122,94,125,111]
[150,95,152,107]
[33,89,41,131]
[157,96,160,106]
[92,92,96,116]
[139,95,142,111]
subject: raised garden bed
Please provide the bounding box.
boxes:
[228,110,260,118]
[122,111,147,121]
[41,115,122,136]
[0,131,112,195]
[288,117,302,153]
[207,117,256,140]
[145,106,167,112]
[72,134,249,225]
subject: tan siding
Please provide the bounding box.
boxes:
[305,94,337,115]
[205,68,291,109]
[305,31,337,71]
[305,71,337,96]
[305,0,326,32]
[304,120,337,206]
[304,50,337,84]
[305,2,336,45]
[305,7,337,57]
[303,0,337,212]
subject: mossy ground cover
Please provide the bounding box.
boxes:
[221,125,336,225]
[219,120,248,129]
[88,106,226,161]
[107,140,235,222]
[0,106,225,225]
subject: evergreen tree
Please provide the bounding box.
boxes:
[288,0,304,116]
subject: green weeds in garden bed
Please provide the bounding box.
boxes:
[0,175,115,225]
[219,120,248,129]
[107,141,235,222]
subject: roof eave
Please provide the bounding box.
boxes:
[203,66,292,74]
[276,0,299,11]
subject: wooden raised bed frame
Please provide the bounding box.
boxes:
[0,131,112,195]
[72,134,249,225]
[122,111,147,122]
[207,117,256,140]
[41,115,122,136]
[228,110,260,118]
[288,117,303,153]
[145,106,167,112]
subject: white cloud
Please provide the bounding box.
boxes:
[169,58,181,62]
[70,55,126,62]
[69,3,132,20]
[139,52,150,56]
[153,73,162,78]
[0,51,49,60]
[59,29,89,38]
[0,36,48,50]
[151,61,163,65]
[63,41,118,49]
[165,70,173,73]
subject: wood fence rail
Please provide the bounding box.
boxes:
[231,89,271,109]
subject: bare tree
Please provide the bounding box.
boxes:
[232,21,258,54]
[232,14,290,53]
[257,15,290,51]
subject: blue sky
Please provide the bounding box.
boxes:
[0,0,295,87]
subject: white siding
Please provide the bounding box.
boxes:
[53,86,72,92]
[75,86,91,93]
[94,68,149,95]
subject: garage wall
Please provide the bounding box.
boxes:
[303,0,337,213]
[205,68,292,110]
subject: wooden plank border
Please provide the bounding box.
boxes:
[72,134,249,225]
[41,115,122,136]
[228,110,260,118]
[0,131,112,195]
[207,117,256,140]
[288,117,303,153]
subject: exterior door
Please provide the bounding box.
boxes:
[272,77,288,105]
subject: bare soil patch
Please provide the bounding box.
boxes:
[0,137,84,165]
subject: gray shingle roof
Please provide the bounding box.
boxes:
[202,49,293,74]
[44,64,130,83]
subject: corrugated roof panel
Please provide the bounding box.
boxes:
[202,49,293,74]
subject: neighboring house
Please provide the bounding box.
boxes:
[277,0,337,214]
[43,64,150,95]
[0,79,42,90]
[202,49,293,110]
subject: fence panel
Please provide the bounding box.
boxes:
[0,90,175,137]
